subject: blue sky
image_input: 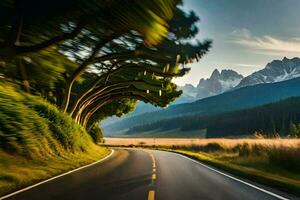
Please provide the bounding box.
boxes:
[174,0,300,86]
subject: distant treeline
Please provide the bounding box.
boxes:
[127,97,300,138]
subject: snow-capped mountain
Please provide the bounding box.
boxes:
[179,57,300,102]
[196,69,244,99]
[179,69,244,101]
[236,57,300,88]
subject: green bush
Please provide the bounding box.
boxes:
[30,100,91,151]
[88,123,103,143]
[0,83,94,157]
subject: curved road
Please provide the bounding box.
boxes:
[2,149,299,200]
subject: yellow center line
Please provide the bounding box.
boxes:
[148,190,155,200]
[152,174,156,180]
[152,162,156,168]
[147,153,156,200]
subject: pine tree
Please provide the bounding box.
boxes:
[289,121,299,138]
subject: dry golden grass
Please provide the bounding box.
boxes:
[104,137,300,148]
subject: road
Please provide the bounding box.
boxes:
[2,149,299,200]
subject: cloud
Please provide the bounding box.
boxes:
[229,28,300,56]
[213,61,261,68]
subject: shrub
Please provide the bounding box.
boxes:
[233,143,252,156]
[203,142,225,152]
[88,123,103,143]
[0,83,94,157]
[30,100,91,151]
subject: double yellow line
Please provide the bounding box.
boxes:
[148,153,156,200]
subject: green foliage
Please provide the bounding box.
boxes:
[87,123,103,143]
[0,83,93,157]
[1,50,77,102]
[30,100,91,151]
[0,0,179,58]
[289,121,300,138]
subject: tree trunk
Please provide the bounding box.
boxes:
[17,58,30,93]
[60,79,74,112]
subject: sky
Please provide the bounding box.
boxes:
[174,0,300,86]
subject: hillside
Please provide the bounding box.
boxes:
[127,97,300,138]
[0,83,109,196]
[104,77,300,135]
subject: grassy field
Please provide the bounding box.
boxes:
[0,83,110,196]
[104,137,300,148]
[104,137,300,196]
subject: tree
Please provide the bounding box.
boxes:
[0,0,183,113]
[60,8,211,127]
[289,121,300,138]
[0,0,178,59]
[0,1,212,130]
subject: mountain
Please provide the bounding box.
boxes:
[177,84,198,103]
[196,69,243,99]
[127,97,300,138]
[103,77,300,135]
[237,57,300,88]
[179,69,244,101]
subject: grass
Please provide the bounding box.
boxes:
[0,146,110,196]
[0,82,110,196]
[104,138,300,196]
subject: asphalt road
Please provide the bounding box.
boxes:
[2,149,299,200]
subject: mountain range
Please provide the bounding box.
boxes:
[181,57,300,101]
[104,77,300,136]
[103,57,300,136]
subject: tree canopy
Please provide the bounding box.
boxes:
[0,0,211,129]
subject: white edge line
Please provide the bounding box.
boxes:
[0,149,114,200]
[174,152,290,200]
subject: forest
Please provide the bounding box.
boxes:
[127,97,300,138]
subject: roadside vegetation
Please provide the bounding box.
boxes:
[104,138,300,196]
[0,83,110,196]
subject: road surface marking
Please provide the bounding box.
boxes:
[148,152,157,185]
[152,174,156,180]
[0,150,115,200]
[148,190,155,200]
[176,153,290,200]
